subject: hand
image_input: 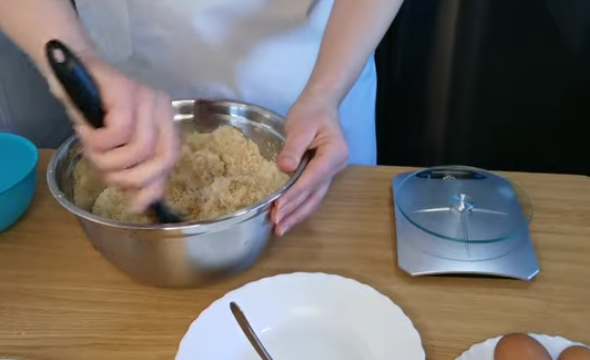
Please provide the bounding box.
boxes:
[50,56,181,212]
[271,91,349,236]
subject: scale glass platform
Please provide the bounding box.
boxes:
[392,165,540,281]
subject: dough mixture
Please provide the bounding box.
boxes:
[87,126,289,224]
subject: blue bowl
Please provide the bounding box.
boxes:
[0,133,39,234]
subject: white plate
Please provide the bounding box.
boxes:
[455,333,589,360]
[175,272,425,360]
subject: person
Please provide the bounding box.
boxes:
[0,0,404,236]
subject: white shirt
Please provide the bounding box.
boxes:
[75,0,378,165]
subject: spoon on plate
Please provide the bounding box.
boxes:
[45,39,183,224]
[230,301,275,360]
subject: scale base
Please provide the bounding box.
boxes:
[393,175,540,281]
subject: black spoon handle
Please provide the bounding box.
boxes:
[46,39,105,129]
[152,202,182,224]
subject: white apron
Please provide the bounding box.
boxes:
[75,0,377,165]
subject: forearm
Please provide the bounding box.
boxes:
[305,0,404,104]
[0,0,97,77]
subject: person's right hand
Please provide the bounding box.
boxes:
[49,56,181,212]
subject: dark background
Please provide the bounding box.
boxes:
[375,0,590,175]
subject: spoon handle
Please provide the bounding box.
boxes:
[230,302,275,360]
[152,202,182,224]
[46,39,105,129]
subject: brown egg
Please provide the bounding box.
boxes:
[494,333,552,360]
[559,345,590,360]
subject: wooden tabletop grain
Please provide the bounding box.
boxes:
[1,150,590,360]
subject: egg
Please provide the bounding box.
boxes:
[559,345,590,360]
[494,333,551,360]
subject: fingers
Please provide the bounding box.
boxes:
[278,136,347,208]
[99,92,180,207]
[154,92,181,168]
[104,153,169,188]
[82,86,157,171]
[80,85,136,152]
[278,125,315,173]
[274,181,331,236]
[132,177,167,213]
[127,94,179,211]
[271,189,310,224]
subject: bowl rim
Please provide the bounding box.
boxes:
[46,99,309,231]
[0,133,39,195]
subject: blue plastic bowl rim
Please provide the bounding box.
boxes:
[0,133,39,195]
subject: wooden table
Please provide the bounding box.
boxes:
[1,150,590,360]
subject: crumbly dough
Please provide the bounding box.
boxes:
[89,126,289,224]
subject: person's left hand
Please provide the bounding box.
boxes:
[271,90,349,236]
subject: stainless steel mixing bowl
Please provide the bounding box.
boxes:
[46,99,308,288]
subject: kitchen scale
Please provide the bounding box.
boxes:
[392,165,540,281]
